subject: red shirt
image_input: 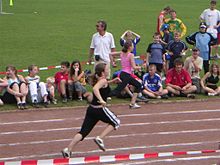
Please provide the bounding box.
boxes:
[157,12,165,33]
[54,71,69,85]
[165,68,192,88]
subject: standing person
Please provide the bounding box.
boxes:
[165,58,197,98]
[54,61,70,103]
[201,63,220,96]
[157,6,171,33]
[61,63,120,158]
[167,31,188,69]
[1,65,28,109]
[186,22,216,73]
[146,32,166,75]
[25,64,49,108]
[165,9,187,39]
[110,41,143,109]
[160,24,173,46]
[200,0,220,59]
[160,24,173,73]
[0,78,8,105]
[120,30,141,56]
[184,47,203,94]
[88,20,116,79]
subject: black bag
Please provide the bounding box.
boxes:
[95,55,100,61]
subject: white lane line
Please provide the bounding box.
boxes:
[109,155,220,164]
[1,128,220,147]
[1,109,220,125]
[0,140,219,161]
[0,119,67,125]
[2,117,220,135]
[119,109,220,117]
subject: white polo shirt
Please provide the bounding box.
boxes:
[200,8,220,38]
[90,31,115,63]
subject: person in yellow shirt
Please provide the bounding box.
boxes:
[165,9,187,39]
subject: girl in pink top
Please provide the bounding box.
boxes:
[110,41,142,108]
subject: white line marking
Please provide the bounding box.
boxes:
[0,118,66,125]
[118,109,220,117]
[110,155,220,164]
[1,109,220,125]
[0,140,219,161]
[2,117,220,135]
[1,127,220,147]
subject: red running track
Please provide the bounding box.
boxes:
[0,99,220,164]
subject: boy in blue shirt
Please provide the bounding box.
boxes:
[142,64,168,99]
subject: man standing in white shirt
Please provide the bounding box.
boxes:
[200,0,220,58]
[88,20,116,79]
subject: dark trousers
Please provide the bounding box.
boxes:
[203,60,210,74]
[111,71,141,96]
[79,106,120,140]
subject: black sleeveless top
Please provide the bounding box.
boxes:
[91,85,110,105]
[206,74,219,85]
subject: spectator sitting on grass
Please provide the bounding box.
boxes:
[54,61,70,103]
[0,78,8,106]
[45,77,57,104]
[200,63,220,96]
[25,64,49,108]
[184,47,203,94]
[1,65,28,109]
[165,58,197,98]
[68,60,92,102]
[142,64,168,99]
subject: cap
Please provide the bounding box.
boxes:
[200,22,207,28]
[192,47,200,51]
[161,24,169,31]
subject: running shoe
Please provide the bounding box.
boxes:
[61,148,71,158]
[94,136,106,151]
[129,103,141,109]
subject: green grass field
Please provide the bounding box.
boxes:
[1,0,210,77]
[0,0,218,110]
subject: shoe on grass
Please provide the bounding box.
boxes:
[187,94,196,99]
[33,100,40,108]
[0,99,4,106]
[94,136,106,151]
[136,95,149,102]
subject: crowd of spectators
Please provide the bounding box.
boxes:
[1,0,220,109]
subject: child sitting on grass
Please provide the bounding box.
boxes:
[46,77,57,104]
[25,64,48,108]
[142,64,168,99]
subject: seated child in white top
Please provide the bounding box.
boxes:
[25,64,48,107]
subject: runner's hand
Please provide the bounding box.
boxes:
[98,100,107,107]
